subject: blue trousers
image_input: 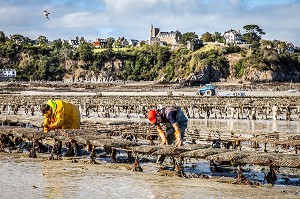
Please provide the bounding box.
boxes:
[157,108,188,165]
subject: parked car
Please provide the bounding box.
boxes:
[196,84,216,96]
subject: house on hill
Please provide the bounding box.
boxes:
[68,39,79,48]
[129,39,139,46]
[223,29,245,45]
[187,38,203,51]
[120,38,129,47]
[113,37,129,48]
[0,69,16,81]
[287,42,295,53]
[149,24,182,49]
[93,38,107,48]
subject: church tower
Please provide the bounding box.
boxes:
[150,24,159,37]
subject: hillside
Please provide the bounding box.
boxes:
[0,40,299,84]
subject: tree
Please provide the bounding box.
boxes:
[180,32,198,44]
[2,40,19,60]
[23,37,32,44]
[50,39,62,51]
[0,31,6,43]
[10,34,26,44]
[113,38,122,49]
[76,42,93,63]
[242,24,265,44]
[60,41,73,61]
[201,32,214,42]
[106,37,115,49]
[36,35,49,46]
[213,31,223,43]
[79,36,85,43]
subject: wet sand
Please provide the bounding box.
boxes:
[1,153,299,199]
[1,81,300,198]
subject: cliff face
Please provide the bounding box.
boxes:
[62,53,299,83]
[242,67,300,82]
[64,59,124,82]
[223,50,299,82]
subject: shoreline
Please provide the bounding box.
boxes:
[15,90,300,97]
[1,80,300,97]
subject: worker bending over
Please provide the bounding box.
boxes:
[147,106,188,166]
[41,99,80,132]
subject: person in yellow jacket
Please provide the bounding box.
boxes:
[41,99,80,132]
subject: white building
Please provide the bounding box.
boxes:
[0,69,16,78]
[223,29,245,45]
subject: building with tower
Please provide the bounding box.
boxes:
[148,24,182,49]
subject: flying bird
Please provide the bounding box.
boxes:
[43,10,50,20]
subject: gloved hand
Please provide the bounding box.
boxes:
[174,130,182,147]
[43,124,56,131]
[158,129,167,145]
[42,124,50,132]
[49,124,56,130]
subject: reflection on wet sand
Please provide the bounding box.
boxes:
[189,119,300,133]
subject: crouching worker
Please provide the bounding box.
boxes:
[147,106,188,167]
[41,99,80,132]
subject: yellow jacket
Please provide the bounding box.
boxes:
[43,100,80,132]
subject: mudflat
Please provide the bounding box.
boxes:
[0,80,300,198]
[0,153,299,199]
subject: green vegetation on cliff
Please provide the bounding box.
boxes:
[0,31,299,83]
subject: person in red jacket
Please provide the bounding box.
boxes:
[147,106,188,166]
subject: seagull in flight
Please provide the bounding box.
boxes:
[43,10,50,20]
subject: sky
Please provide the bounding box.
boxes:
[1,0,299,46]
